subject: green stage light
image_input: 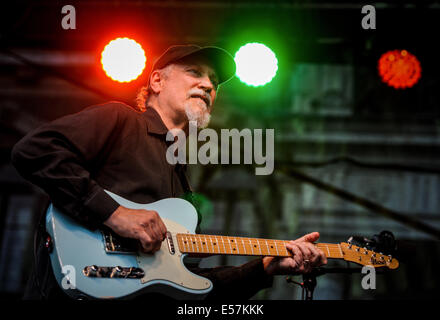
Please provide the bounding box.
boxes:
[234,43,278,87]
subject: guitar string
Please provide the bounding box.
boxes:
[175,233,348,257]
[175,233,346,249]
[176,235,346,250]
[175,234,386,259]
[174,234,392,266]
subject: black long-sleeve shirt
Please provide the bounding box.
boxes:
[11,101,273,300]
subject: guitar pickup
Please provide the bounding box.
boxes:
[83,265,144,279]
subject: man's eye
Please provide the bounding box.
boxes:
[188,69,201,76]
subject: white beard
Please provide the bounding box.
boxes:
[184,101,211,128]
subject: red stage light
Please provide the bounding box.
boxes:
[378,50,421,89]
[101,37,146,83]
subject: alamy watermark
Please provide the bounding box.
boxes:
[361,265,376,290]
[61,5,76,30]
[61,265,76,290]
[361,5,376,29]
[166,121,274,175]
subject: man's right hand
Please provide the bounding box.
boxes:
[104,206,167,253]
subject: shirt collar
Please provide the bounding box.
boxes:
[142,107,169,135]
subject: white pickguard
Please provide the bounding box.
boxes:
[136,218,211,290]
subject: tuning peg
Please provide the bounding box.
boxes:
[347,237,353,249]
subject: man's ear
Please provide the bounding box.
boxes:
[149,70,163,94]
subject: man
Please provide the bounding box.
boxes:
[11,44,327,300]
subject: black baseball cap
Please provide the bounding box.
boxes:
[148,44,236,85]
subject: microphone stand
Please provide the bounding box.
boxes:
[286,266,388,300]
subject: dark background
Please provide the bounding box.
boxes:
[0,0,439,300]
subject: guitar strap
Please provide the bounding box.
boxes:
[176,164,202,233]
[177,163,193,193]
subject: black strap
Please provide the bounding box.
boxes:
[177,164,193,193]
[176,164,202,233]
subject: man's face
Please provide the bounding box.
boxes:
[159,56,219,128]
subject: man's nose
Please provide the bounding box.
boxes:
[198,76,214,93]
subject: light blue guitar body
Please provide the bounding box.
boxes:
[45,190,213,300]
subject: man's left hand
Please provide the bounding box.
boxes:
[262,232,327,276]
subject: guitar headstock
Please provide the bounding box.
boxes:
[339,242,399,269]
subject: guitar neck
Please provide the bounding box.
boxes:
[176,233,344,259]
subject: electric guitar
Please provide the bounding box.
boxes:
[46,190,399,300]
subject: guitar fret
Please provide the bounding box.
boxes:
[192,235,199,252]
[215,236,219,254]
[201,236,206,253]
[198,235,205,253]
[193,235,197,252]
[235,237,240,254]
[184,234,191,253]
[214,236,220,254]
[209,235,215,254]
[217,237,221,252]
[338,244,343,257]
[184,235,189,252]
[196,235,202,253]
[179,235,185,252]
[220,236,226,254]
[187,235,192,252]
[249,239,254,255]
[209,236,215,254]
[197,235,201,252]
[228,237,232,253]
[194,235,200,253]
[204,235,210,253]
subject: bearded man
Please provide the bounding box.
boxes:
[11,45,327,300]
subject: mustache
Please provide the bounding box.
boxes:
[187,89,212,108]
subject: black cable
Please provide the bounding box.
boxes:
[277,157,440,175]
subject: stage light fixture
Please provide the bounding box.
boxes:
[101,37,146,83]
[234,42,278,87]
[378,49,421,89]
